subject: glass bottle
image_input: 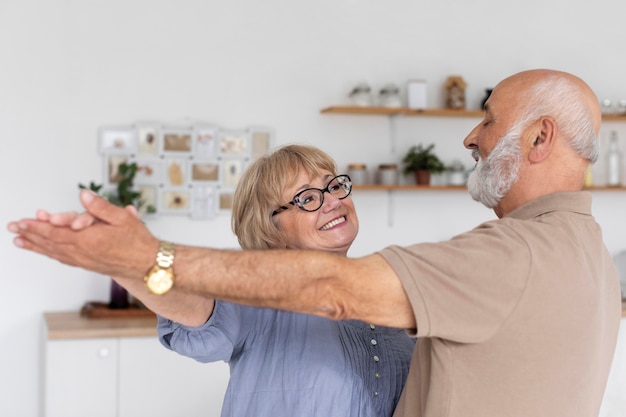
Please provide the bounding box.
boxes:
[606,130,623,186]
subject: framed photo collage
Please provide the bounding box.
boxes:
[98,123,273,219]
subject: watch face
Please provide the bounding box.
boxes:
[148,268,174,295]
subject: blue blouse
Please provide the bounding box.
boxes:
[158,300,415,417]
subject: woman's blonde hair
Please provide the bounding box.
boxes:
[231,144,338,249]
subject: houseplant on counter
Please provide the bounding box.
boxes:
[79,161,155,311]
[401,143,446,185]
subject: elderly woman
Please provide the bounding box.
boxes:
[157,144,414,417]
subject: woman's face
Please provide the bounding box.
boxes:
[273,168,359,256]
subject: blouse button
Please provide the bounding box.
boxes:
[374,391,379,397]
[370,339,377,346]
[370,324,376,330]
[373,355,380,362]
[375,372,381,379]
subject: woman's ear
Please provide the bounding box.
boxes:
[528,116,557,163]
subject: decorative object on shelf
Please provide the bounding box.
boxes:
[349,82,373,107]
[606,130,623,186]
[377,163,399,185]
[96,123,273,219]
[378,83,402,108]
[347,163,368,185]
[402,143,446,185]
[406,79,427,110]
[79,161,150,310]
[601,99,615,115]
[481,88,493,109]
[444,76,467,110]
[618,100,626,116]
[446,159,467,186]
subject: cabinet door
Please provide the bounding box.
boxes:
[44,338,117,417]
[119,337,229,417]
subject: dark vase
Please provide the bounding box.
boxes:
[415,170,431,185]
[108,279,129,309]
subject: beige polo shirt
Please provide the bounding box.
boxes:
[379,192,621,417]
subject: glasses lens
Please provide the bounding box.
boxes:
[294,189,324,212]
[328,175,351,198]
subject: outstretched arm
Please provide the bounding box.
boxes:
[8,190,415,329]
[20,193,215,327]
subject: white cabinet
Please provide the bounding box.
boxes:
[43,338,118,417]
[41,312,230,417]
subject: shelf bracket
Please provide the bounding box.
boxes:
[387,190,394,227]
[388,114,398,154]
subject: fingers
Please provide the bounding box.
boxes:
[125,205,140,219]
[79,190,133,226]
[47,211,81,226]
[71,212,97,230]
[36,209,51,221]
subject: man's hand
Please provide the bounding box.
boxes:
[7,190,158,279]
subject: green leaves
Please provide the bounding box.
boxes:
[78,162,155,213]
[402,143,446,175]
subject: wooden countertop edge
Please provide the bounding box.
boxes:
[44,311,158,340]
[44,303,626,340]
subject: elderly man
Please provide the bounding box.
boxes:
[9,69,621,417]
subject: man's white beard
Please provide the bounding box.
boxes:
[467,130,522,209]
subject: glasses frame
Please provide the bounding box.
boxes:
[271,174,352,217]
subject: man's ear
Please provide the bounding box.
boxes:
[528,116,556,163]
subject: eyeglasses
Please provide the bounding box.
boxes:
[271,174,352,217]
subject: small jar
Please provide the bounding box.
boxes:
[447,159,466,186]
[378,164,398,185]
[349,82,373,107]
[347,163,368,185]
[379,83,402,108]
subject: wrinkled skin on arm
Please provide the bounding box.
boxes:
[8,190,415,329]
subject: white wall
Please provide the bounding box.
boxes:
[2,0,626,415]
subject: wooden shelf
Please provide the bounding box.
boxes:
[321,106,626,121]
[321,106,483,117]
[354,184,466,191]
[353,185,626,191]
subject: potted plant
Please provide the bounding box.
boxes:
[402,143,446,185]
[79,161,155,309]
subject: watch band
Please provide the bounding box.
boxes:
[156,241,175,268]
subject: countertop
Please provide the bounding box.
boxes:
[44,303,626,340]
[44,311,158,340]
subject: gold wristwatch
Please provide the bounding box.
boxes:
[144,241,175,295]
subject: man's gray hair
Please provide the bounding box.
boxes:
[517,75,599,163]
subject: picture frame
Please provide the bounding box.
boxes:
[163,158,189,186]
[217,191,235,214]
[222,159,244,187]
[138,185,158,215]
[191,186,217,219]
[248,126,273,160]
[160,189,192,214]
[191,161,220,183]
[105,154,130,185]
[161,127,193,155]
[193,125,219,160]
[99,127,137,155]
[94,120,274,219]
[134,158,163,185]
[135,123,161,157]
[218,129,249,157]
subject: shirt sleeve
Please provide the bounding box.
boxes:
[157,300,244,363]
[378,220,531,343]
